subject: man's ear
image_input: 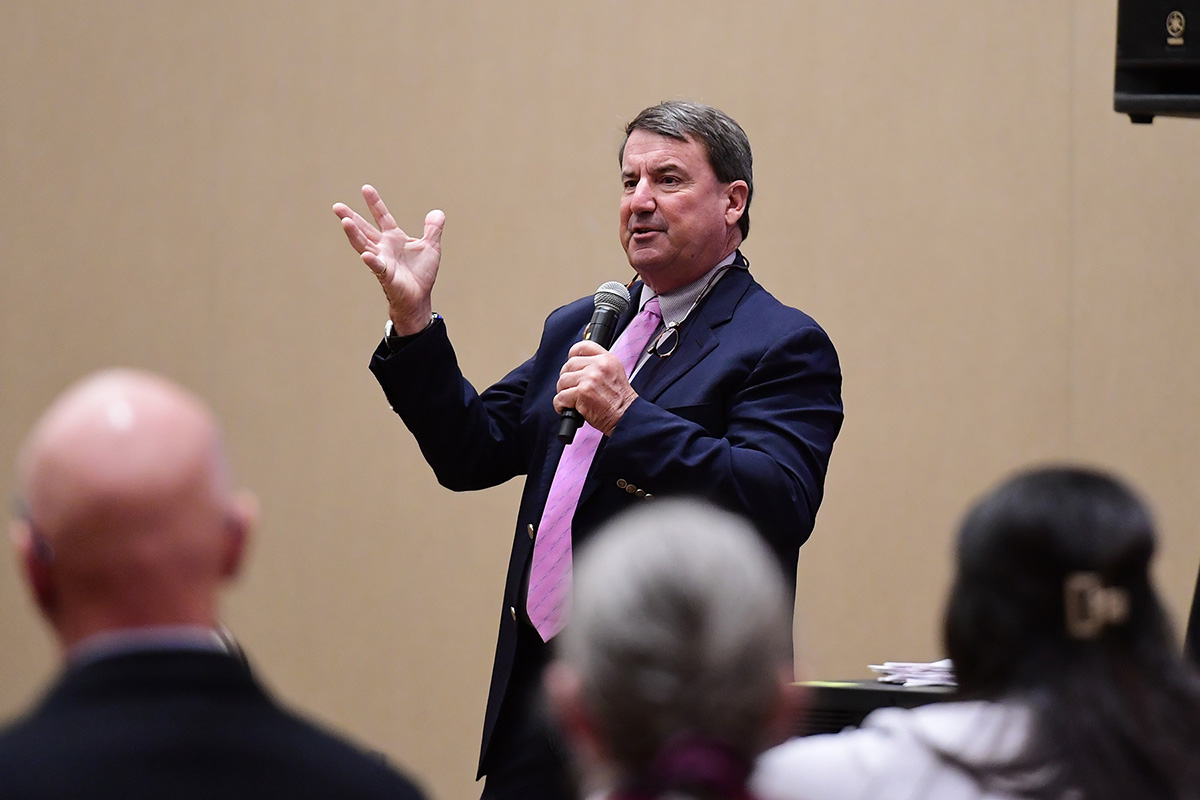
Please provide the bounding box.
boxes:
[724,181,749,228]
[220,490,258,580]
[764,667,808,747]
[544,661,607,761]
[11,520,58,619]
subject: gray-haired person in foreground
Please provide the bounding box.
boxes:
[544,499,802,800]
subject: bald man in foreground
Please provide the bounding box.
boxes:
[1,370,426,800]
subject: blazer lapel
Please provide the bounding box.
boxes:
[575,267,751,514]
[633,266,753,402]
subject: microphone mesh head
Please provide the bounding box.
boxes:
[594,281,631,315]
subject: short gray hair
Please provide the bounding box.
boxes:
[557,499,792,773]
[622,101,754,241]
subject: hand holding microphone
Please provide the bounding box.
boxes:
[556,282,631,444]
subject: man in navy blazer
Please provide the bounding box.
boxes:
[1,370,426,800]
[335,101,843,800]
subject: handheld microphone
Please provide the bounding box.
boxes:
[557,281,631,444]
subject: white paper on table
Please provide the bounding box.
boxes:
[867,658,956,687]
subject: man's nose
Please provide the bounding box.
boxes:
[629,179,655,212]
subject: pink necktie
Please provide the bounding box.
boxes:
[527,296,663,641]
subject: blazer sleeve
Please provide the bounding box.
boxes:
[368,317,532,491]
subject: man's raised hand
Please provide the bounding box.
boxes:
[333,185,445,336]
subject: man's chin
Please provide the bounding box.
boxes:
[625,247,668,273]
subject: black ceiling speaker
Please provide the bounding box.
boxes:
[1115,1,1200,122]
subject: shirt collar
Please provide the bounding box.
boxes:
[68,625,231,668]
[638,250,740,326]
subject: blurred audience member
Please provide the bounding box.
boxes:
[545,499,800,800]
[1,369,426,800]
[753,466,1200,800]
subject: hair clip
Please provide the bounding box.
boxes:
[1064,571,1130,639]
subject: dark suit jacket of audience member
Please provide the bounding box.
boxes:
[0,649,426,800]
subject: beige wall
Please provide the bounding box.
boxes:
[3,2,1198,798]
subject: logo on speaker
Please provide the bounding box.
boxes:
[1167,10,1185,45]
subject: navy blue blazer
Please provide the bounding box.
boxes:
[0,650,426,800]
[370,258,843,775]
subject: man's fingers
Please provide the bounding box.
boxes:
[361,251,387,276]
[334,205,383,244]
[556,369,580,392]
[341,217,376,255]
[362,184,400,233]
[552,388,575,415]
[423,209,446,247]
[558,353,596,380]
[568,340,606,359]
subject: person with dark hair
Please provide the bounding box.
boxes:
[1,369,427,800]
[546,499,800,800]
[752,465,1200,800]
[334,100,843,800]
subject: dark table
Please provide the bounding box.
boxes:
[796,680,955,736]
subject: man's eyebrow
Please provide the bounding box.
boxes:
[623,159,687,179]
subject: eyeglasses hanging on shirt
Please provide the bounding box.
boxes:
[645,257,747,359]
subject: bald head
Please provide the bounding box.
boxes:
[11,369,252,653]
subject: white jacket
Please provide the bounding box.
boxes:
[751,700,1058,800]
